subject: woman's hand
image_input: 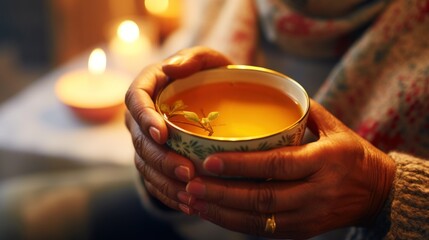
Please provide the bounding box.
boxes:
[125,46,232,212]
[182,100,397,239]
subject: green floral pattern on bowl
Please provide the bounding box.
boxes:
[166,116,308,174]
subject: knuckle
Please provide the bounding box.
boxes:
[144,180,157,197]
[134,106,148,128]
[144,180,159,197]
[264,151,288,177]
[134,149,162,179]
[253,186,276,213]
[132,134,144,155]
[138,160,172,200]
[144,180,177,210]
[124,87,135,108]
[211,184,228,205]
[125,92,156,131]
[134,153,145,173]
[124,111,133,131]
[134,135,166,171]
[139,136,153,157]
[157,180,171,196]
[135,155,152,178]
[142,141,166,173]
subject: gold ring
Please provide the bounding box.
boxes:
[264,214,276,233]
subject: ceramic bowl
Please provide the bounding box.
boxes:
[156,65,309,175]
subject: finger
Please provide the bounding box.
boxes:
[140,159,197,216]
[307,99,348,138]
[136,152,187,196]
[136,153,195,215]
[125,47,231,144]
[143,178,196,215]
[125,110,138,133]
[162,46,232,79]
[201,101,347,179]
[143,179,179,211]
[195,201,324,239]
[202,144,324,180]
[129,114,195,182]
[186,177,317,213]
[125,64,169,144]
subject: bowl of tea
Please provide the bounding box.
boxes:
[156,65,309,175]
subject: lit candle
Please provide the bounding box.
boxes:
[108,19,157,74]
[55,48,130,123]
[110,20,152,58]
[145,0,182,39]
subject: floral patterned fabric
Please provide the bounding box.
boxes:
[256,0,390,58]
[313,0,429,158]
[255,0,429,158]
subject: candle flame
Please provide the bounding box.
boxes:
[88,48,106,75]
[117,20,140,43]
[145,0,169,14]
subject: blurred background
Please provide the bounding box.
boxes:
[0,0,195,238]
[0,0,186,180]
[0,0,183,102]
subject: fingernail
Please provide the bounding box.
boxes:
[178,204,192,215]
[149,126,161,143]
[192,200,208,214]
[186,180,206,198]
[203,156,224,174]
[175,165,191,182]
[165,56,184,65]
[177,191,194,205]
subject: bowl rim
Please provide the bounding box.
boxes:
[156,65,310,142]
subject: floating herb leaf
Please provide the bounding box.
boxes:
[207,112,219,121]
[161,100,219,136]
[183,111,200,122]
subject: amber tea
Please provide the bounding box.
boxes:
[161,81,302,138]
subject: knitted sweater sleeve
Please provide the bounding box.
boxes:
[371,152,429,239]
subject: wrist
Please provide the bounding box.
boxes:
[365,150,396,226]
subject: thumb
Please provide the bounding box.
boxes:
[203,144,324,180]
[307,99,346,139]
[202,100,346,179]
[162,46,232,79]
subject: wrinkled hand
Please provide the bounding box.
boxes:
[182,100,396,239]
[125,46,232,212]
